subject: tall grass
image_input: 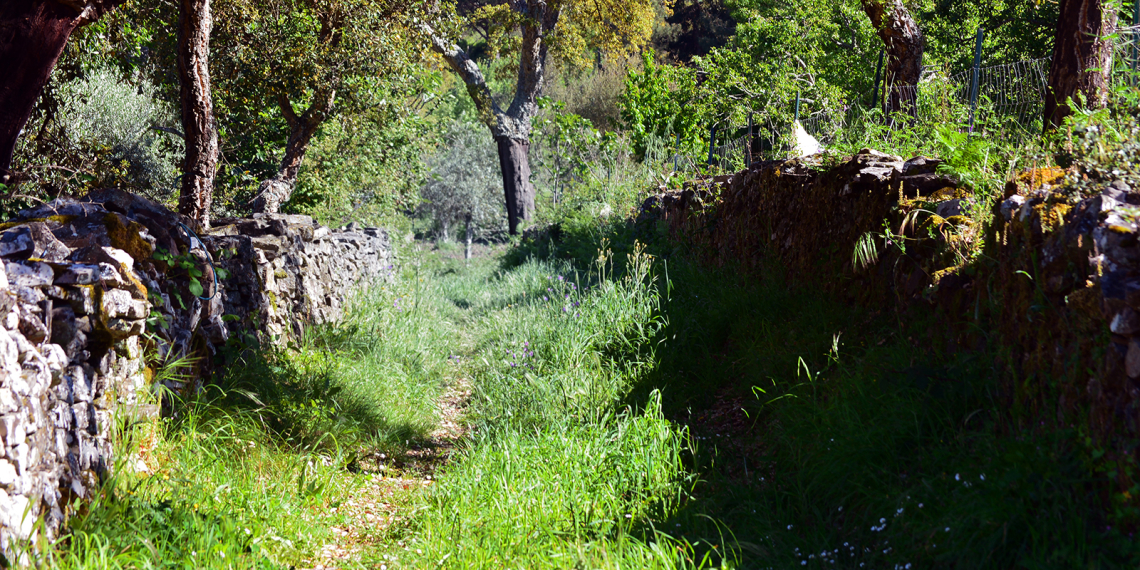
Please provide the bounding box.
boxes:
[48,262,459,569]
[402,244,703,568]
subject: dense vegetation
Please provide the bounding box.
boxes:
[3,0,1140,567]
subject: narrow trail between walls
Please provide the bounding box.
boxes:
[54,237,1134,569]
[301,377,472,570]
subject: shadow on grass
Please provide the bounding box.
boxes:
[196,326,434,454]
[501,219,1140,568]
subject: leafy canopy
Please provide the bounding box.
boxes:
[472,0,670,71]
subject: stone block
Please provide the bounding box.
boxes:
[54,264,101,286]
[4,261,53,288]
[101,289,148,321]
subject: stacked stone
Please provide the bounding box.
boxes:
[206,216,394,344]
[0,191,395,554]
[0,204,153,552]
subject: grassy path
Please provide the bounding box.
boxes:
[48,237,1140,568]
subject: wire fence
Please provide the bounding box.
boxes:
[697,25,1140,171]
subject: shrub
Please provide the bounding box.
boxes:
[55,66,182,197]
[418,119,506,241]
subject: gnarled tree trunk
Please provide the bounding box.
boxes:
[251,90,333,214]
[496,136,535,234]
[177,0,219,228]
[421,0,559,235]
[1044,0,1118,129]
[860,0,924,116]
[0,0,124,184]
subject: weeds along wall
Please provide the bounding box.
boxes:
[0,189,394,553]
[645,150,1140,497]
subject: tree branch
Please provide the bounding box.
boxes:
[418,20,505,134]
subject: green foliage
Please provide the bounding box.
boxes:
[619,53,703,158]
[286,103,435,227]
[418,118,506,241]
[9,63,181,205]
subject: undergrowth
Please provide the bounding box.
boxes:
[48,261,458,569]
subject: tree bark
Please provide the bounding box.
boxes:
[860,0,924,115]
[464,212,473,261]
[497,137,536,232]
[1044,0,1118,129]
[420,0,560,234]
[0,0,124,184]
[177,0,219,228]
[251,90,333,214]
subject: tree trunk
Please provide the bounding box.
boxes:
[496,136,535,235]
[420,1,559,235]
[0,0,123,184]
[176,0,218,229]
[464,212,473,261]
[860,0,924,115]
[1044,0,1118,129]
[251,90,332,214]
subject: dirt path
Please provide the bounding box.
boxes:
[301,376,472,570]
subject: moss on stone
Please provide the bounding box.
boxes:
[103,213,154,264]
[0,215,78,231]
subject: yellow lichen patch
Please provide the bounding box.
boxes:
[925,187,969,202]
[944,215,974,227]
[1033,202,1072,234]
[1006,167,1068,197]
[0,215,78,231]
[103,213,155,263]
[931,265,965,286]
[922,214,948,229]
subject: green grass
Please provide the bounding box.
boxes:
[47,220,1140,569]
[397,244,707,568]
[46,260,459,569]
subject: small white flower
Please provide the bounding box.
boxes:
[788,524,793,530]
[955,473,960,481]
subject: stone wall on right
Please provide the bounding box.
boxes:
[645,150,1137,489]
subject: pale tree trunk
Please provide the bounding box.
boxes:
[251,90,333,214]
[0,0,124,184]
[1044,0,1118,129]
[176,0,218,228]
[860,0,924,116]
[464,212,473,261]
[420,0,559,234]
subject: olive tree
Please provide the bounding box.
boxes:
[209,0,423,214]
[421,119,505,256]
[419,0,662,235]
[0,0,126,185]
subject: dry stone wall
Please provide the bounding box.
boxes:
[0,189,393,552]
[645,151,1140,499]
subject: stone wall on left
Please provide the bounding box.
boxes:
[0,189,394,553]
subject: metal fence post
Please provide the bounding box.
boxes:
[794,91,801,124]
[707,125,717,167]
[1133,0,1140,85]
[871,49,884,109]
[968,27,985,136]
[747,113,753,167]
